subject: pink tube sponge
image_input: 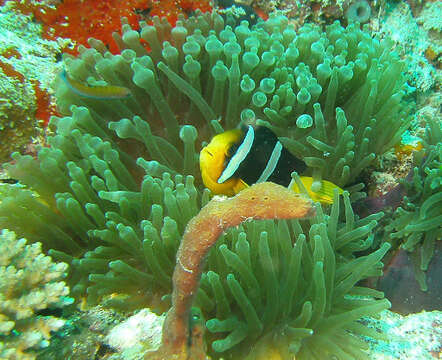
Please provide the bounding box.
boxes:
[146,182,315,360]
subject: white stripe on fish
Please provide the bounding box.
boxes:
[218,125,255,184]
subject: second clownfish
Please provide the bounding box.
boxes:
[199,125,343,204]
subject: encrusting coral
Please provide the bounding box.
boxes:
[0,229,70,360]
[0,9,410,359]
[0,62,37,163]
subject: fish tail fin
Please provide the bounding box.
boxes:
[314,179,344,204]
[294,177,343,205]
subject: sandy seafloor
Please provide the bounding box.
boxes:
[0,0,440,359]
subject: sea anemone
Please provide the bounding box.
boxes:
[0,10,410,359]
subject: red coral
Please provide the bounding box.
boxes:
[31,80,58,127]
[0,60,55,127]
[147,0,212,26]
[0,47,22,59]
[6,0,212,55]
[7,0,151,54]
[0,61,25,83]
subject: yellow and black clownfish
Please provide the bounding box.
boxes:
[199,125,343,204]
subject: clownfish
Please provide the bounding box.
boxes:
[199,125,343,204]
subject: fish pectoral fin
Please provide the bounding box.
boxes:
[233,179,249,194]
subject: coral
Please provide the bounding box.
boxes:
[151,0,213,26]
[380,1,436,92]
[275,0,362,28]
[215,0,265,26]
[0,61,36,162]
[37,304,126,359]
[6,0,212,55]
[0,229,70,360]
[32,79,57,128]
[365,309,442,359]
[417,1,442,32]
[0,3,64,160]
[5,0,150,55]
[106,308,164,355]
[150,182,314,359]
[417,1,442,70]
[384,120,442,292]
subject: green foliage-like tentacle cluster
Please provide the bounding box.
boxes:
[0,10,413,359]
[385,120,442,291]
[56,11,411,188]
[197,192,391,359]
[2,135,208,306]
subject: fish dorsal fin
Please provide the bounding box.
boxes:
[218,125,254,184]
